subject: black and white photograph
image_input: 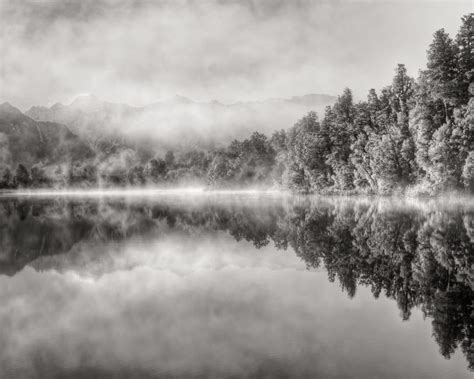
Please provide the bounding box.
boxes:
[0,0,472,378]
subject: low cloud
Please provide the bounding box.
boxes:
[0,1,469,109]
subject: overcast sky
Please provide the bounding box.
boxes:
[0,0,470,110]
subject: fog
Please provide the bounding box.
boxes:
[0,2,472,376]
[0,0,469,109]
[6,187,474,206]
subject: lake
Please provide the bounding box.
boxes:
[0,192,472,378]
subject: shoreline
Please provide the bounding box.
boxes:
[0,187,473,202]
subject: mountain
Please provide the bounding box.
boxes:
[26,94,336,151]
[0,102,94,169]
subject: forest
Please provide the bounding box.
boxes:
[0,14,472,195]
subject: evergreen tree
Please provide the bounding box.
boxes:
[411,72,445,183]
[367,88,381,127]
[391,64,416,184]
[326,88,355,190]
[426,29,459,119]
[392,64,415,120]
[455,14,473,104]
[286,111,330,192]
[369,135,399,193]
[427,124,459,190]
[350,101,377,190]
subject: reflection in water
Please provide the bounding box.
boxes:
[0,194,472,378]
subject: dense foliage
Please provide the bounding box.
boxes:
[0,14,472,194]
[209,14,473,194]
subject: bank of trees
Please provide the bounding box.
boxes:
[209,14,473,194]
[290,14,472,194]
[0,150,212,189]
[0,14,472,194]
[0,164,50,189]
[207,131,278,188]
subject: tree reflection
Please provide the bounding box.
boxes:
[0,196,472,370]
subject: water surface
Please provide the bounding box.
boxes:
[0,193,472,378]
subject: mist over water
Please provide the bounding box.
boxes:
[1,0,472,377]
[0,194,472,378]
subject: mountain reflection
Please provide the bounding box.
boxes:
[0,195,472,372]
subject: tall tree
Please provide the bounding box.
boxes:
[455,14,473,104]
[350,101,377,190]
[326,88,356,190]
[426,29,459,119]
[391,64,416,183]
[286,111,330,192]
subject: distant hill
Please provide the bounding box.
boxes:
[26,94,336,151]
[0,102,94,169]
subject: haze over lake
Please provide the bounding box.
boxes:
[1,1,472,377]
[0,193,472,378]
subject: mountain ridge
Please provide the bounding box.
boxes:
[26,92,336,112]
[24,93,337,151]
[0,104,94,169]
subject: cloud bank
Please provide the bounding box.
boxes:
[0,0,469,109]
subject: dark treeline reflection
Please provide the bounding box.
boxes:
[0,196,472,370]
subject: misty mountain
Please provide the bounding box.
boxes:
[26,94,336,150]
[0,102,94,168]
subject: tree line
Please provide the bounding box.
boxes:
[0,14,472,194]
[209,14,473,194]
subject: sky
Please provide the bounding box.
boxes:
[0,0,471,110]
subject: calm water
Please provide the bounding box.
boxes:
[0,193,472,378]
